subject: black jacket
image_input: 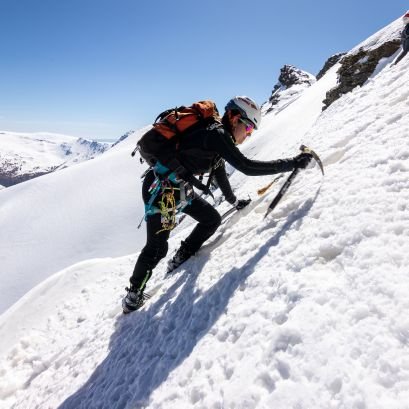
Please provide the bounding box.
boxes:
[176,123,296,176]
[160,123,297,204]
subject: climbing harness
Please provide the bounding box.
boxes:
[137,162,193,233]
[156,180,178,233]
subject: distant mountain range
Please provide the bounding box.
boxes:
[0,131,111,187]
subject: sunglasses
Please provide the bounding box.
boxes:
[239,117,255,135]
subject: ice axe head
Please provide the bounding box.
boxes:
[299,145,324,175]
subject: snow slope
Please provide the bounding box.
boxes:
[0,128,149,314]
[0,131,110,187]
[1,16,409,409]
[0,62,335,315]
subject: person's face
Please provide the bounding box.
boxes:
[229,112,255,145]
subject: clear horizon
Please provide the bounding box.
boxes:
[0,0,407,141]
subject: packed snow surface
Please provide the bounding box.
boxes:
[1,17,409,409]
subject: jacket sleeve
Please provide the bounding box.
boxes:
[207,128,296,176]
[213,160,237,204]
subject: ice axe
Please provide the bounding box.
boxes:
[264,145,324,219]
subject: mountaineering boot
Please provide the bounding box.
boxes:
[167,240,194,273]
[122,285,145,314]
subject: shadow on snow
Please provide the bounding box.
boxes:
[58,192,318,409]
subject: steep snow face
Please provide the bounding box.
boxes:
[0,131,110,187]
[1,46,408,409]
[1,16,409,409]
[262,65,316,116]
[0,65,336,316]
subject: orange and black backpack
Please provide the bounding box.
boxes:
[132,100,221,166]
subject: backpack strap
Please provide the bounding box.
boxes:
[154,107,181,124]
[206,156,224,189]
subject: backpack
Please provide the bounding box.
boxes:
[133,100,220,166]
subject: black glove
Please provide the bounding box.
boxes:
[293,152,313,169]
[234,198,251,210]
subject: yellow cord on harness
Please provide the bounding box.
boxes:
[156,185,179,234]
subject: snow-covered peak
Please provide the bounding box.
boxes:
[276,64,316,89]
[0,131,110,187]
[262,65,316,115]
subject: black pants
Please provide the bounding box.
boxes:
[130,170,221,290]
[395,49,408,65]
[395,39,409,65]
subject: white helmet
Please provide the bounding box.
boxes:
[225,96,261,129]
[403,11,409,24]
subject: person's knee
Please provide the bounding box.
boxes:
[205,209,222,232]
[155,240,169,260]
[213,211,222,229]
[141,238,168,265]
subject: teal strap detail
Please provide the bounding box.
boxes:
[143,162,191,221]
[153,162,179,184]
[144,178,162,221]
[144,205,162,217]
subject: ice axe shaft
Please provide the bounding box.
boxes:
[264,145,324,218]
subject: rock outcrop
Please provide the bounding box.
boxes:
[316,53,346,80]
[322,40,401,110]
[263,65,316,115]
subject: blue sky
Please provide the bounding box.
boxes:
[0,0,407,141]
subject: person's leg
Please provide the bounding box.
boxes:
[394,50,408,65]
[394,39,409,65]
[167,196,221,272]
[130,214,170,290]
[181,196,222,253]
[130,169,175,289]
[404,38,409,53]
[123,170,174,312]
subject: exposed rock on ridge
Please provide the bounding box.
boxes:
[316,53,346,80]
[263,65,316,115]
[322,40,401,110]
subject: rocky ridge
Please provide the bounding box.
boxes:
[322,40,401,109]
[262,64,316,115]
